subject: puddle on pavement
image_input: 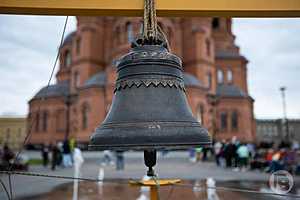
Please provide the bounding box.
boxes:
[21,179,298,200]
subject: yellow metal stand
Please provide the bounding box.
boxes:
[1,0,300,17]
[130,179,181,200]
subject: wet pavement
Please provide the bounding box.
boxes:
[1,151,300,200]
[21,179,299,200]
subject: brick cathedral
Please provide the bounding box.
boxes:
[28,17,256,146]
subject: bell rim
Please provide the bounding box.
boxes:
[88,141,212,151]
[96,121,205,128]
[90,121,211,151]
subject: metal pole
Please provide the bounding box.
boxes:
[150,186,159,200]
[65,95,71,140]
[280,87,290,142]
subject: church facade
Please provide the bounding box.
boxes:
[28,17,256,146]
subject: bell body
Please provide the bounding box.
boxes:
[90,45,211,150]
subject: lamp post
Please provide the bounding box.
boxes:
[279,87,290,142]
[64,94,77,140]
[64,94,71,140]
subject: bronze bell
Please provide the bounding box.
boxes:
[89,44,211,151]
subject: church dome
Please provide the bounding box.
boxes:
[183,73,204,87]
[83,72,107,88]
[62,31,76,46]
[216,84,247,97]
[33,80,69,99]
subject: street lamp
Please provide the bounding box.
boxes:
[64,94,77,140]
[279,86,290,142]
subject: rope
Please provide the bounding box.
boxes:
[8,175,12,199]
[5,16,69,200]
[140,0,169,49]
[0,178,11,200]
[152,174,161,200]
[143,0,158,43]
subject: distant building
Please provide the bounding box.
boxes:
[256,119,300,146]
[28,17,256,146]
[0,117,27,150]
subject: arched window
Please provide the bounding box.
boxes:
[206,39,211,56]
[74,71,80,88]
[220,112,228,131]
[196,105,204,125]
[212,18,220,29]
[76,37,81,55]
[42,111,48,132]
[207,72,212,89]
[227,70,233,83]
[231,111,238,130]
[217,69,224,84]
[126,22,134,43]
[35,112,40,132]
[56,109,66,132]
[65,50,72,67]
[82,103,90,130]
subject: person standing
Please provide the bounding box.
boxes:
[2,144,14,169]
[69,138,76,163]
[195,147,202,162]
[202,147,208,161]
[63,139,72,167]
[51,143,60,170]
[57,141,63,166]
[189,148,196,163]
[237,143,249,171]
[115,151,124,170]
[102,150,114,166]
[214,141,222,166]
[224,141,235,168]
[41,143,49,167]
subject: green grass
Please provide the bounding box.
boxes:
[27,158,43,165]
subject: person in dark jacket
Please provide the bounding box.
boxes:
[51,142,60,170]
[41,143,49,167]
[62,139,72,167]
[224,141,235,168]
[2,144,14,168]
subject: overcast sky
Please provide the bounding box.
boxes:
[0,15,299,119]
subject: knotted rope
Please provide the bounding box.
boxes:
[133,0,169,49]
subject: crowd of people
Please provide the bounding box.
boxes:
[41,137,300,175]
[0,144,15,168]
[2,136,300,176]
[0,144,29,170]
[41,140,125,171]
[101,150,125,170]
[190,137,300,175]
[40,138,78,170]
